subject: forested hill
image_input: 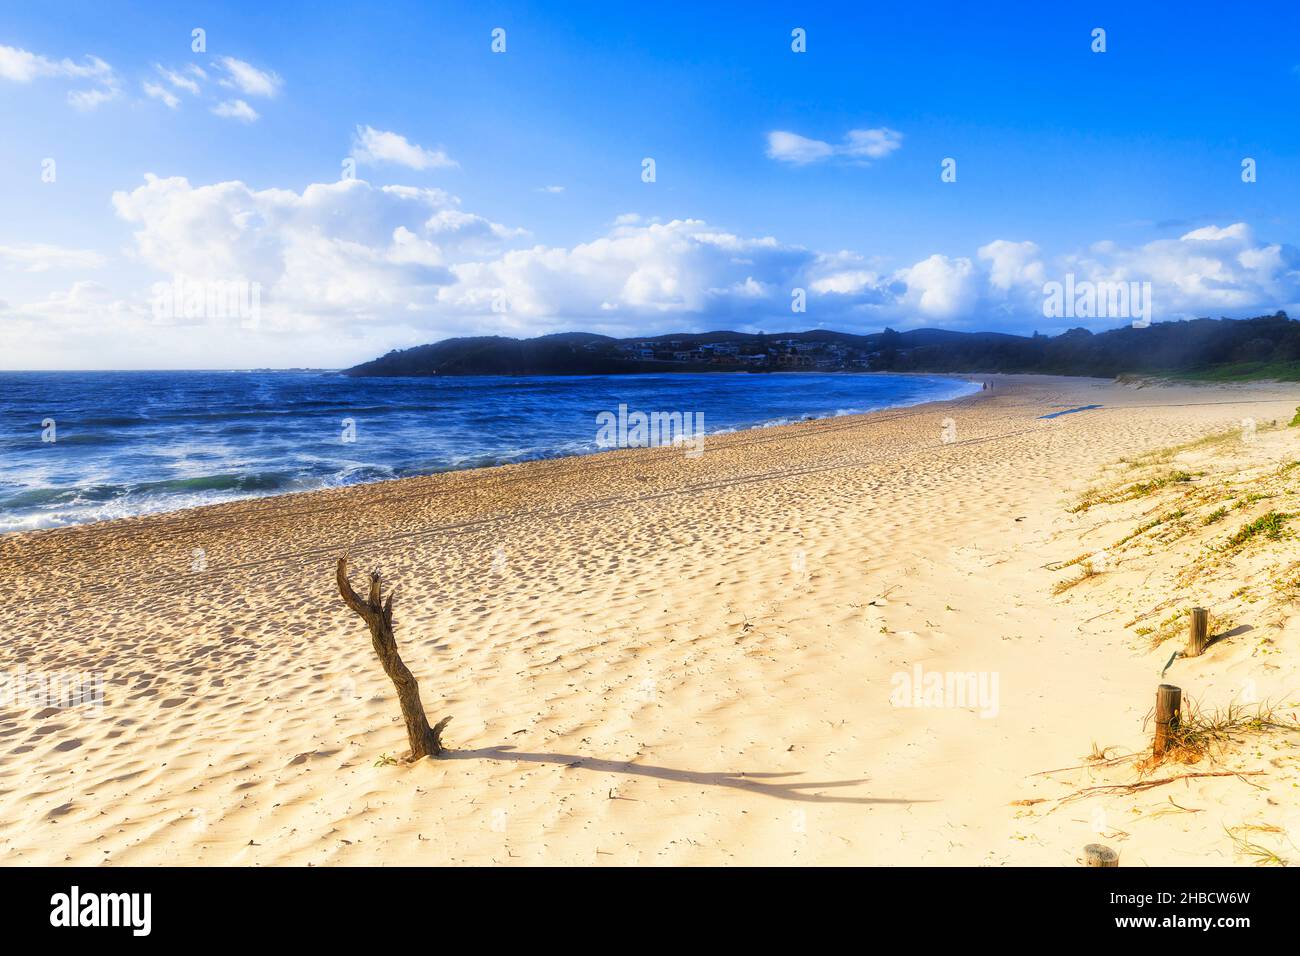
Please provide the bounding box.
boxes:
[345,312,1299,380]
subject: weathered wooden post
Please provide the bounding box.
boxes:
[1153,684,1182,758]
[337,555,451,760]
[1185,607,1210,658]
[1084,844,1119,867]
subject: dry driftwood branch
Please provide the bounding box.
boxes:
[1054,771,1264,807]
[1030,752,1139,777]
[337,555,451,760]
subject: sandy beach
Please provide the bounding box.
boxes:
[3,373,1299,866]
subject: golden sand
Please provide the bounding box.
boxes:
[2,374,1299,865]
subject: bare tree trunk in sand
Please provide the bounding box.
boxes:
[336,555,451,759]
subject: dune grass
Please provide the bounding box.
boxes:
[1141,699,1299,771]
[1174,361,1300,383]
[1070,470,1196,514]
[1223,511,1290,551]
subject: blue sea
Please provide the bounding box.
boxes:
[0,371,977,532]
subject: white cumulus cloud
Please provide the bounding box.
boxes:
[352,126,457,170]
[212,99,259,122]
[107,174,528,331]
[0,44,119,109]
[765,131,835,165]
[216,56,281,97]
[142,80,180,109]
[155,64,201,96]
[93,174,1300,338]
[978,240,1045,292]
[767,127,903,165]
[67,85,119,110]
[0,44,113,83]
[897,255,979,319]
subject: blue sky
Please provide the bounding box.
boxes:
[1,0,1298,368]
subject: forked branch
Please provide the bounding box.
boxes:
[336,555,451,759]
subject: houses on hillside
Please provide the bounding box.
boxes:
[610,336,871,370]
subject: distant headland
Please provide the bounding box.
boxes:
[345,312,1298,381]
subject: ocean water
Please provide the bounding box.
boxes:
[0,370,977,532]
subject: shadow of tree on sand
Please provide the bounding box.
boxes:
[447,746,930,805]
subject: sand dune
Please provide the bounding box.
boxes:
[2,374,1298,865]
